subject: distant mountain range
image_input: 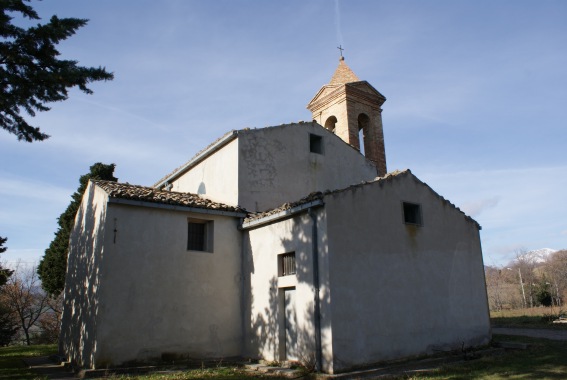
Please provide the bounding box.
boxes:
[523,248,558,263]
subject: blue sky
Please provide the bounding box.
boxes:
[1,0,566,268]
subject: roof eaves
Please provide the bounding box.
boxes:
[242,198,324,230]
[108,197,247,218]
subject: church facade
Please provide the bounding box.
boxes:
[60,58,491,374]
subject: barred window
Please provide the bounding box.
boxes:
[278,252,296,277]
[187,219,213,252]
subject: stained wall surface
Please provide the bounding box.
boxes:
[324,173,491,371]
[237,123,377,212]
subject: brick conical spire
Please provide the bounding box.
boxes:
[329,57,360,85]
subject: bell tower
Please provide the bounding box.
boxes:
[307,57,387,176]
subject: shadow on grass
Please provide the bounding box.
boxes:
[403,335,567,380]
[0,344,57,380]
[491,315,567,329]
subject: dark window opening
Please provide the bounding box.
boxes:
[187,220,213,251]
[403,202,422,226]
[309,134,323,154]
[278,252,296,277]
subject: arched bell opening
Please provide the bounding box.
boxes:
[324,116,338,134]
[357,113,370,156]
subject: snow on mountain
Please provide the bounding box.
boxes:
[523,248,558,263]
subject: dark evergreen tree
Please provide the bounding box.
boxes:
[0,236,13,287]
[0,236,17,346]
[0,302,18,346]
[38,163,117,296]
[536,279,553,307]
[0,0,113,142]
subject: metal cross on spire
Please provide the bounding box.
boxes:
[337,45,344,58]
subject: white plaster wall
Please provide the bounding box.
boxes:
[238,123,377,212]
[242,210,334,372]
[92,203,243,367]
[324,175,491,371]
[60,182,110,368]
[170,138,239,206]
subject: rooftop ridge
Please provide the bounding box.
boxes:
[244,170,410,223]
[243,169,481,230]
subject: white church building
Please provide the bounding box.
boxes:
[60,58,491,374]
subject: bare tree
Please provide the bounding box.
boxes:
[544,250,567,307]
[0,264,50,345]
[485,265,523,311]
[514,249,540,308]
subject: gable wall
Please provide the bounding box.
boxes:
[60,183,110,368]
[324,175,490,371]
[238,123,377,212]
[169,138,239,206]
[91,203,243,367]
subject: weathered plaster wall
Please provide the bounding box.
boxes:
[238,123,376,212]
[242,209,334,373]
[60,182,109,368]
[170,138,239,206]
[91,203,243,367]
[324,175,491,371]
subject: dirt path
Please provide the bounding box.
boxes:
[493,327,567,341]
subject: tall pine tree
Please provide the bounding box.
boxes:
[0,0,113,142]
[38,163,117,296]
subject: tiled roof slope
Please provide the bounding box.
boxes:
[329,57,360,85]
[94,180,244,213]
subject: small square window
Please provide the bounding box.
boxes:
[187,219,213,252]
[403,202,422,226]
[278,252,296,277]
[309,134,323,154]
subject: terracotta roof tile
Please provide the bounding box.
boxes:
[329,57,360,85]
[94,180,244,213]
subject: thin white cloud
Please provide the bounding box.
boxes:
[461,197,500,218]
[418,165,567,266]
[0,176,71,203]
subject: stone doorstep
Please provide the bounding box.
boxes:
[244,363,302,378]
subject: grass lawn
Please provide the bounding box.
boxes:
[109,368,293,379]
[491,307,567,329]
[0,344,57,380]
[400,335,567,379]
[3,331,567,380]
